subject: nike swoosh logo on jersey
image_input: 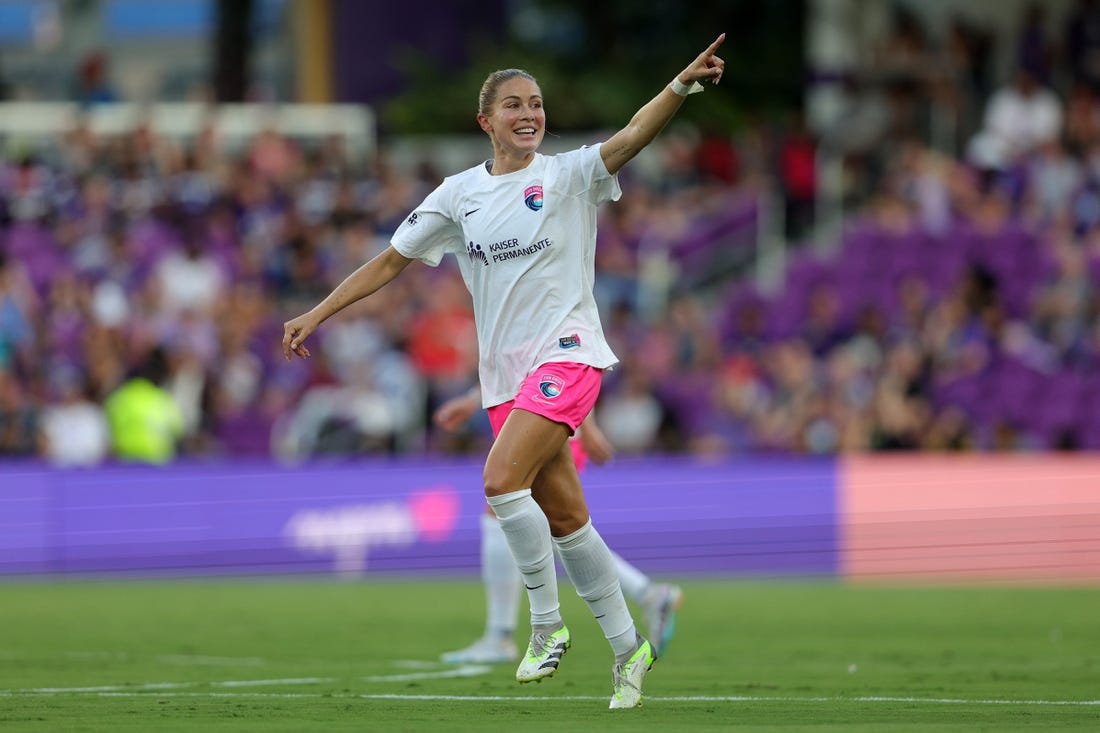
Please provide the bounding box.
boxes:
[464,208,480,217]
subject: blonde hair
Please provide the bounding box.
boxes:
[478,69,538,116]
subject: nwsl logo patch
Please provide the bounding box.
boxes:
[538,374,564,399]
[558,334,581,349]
[524,185,543,211]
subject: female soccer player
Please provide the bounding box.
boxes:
[431,387,683,666]
[283,34,725,708]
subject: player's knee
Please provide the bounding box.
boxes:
[547,509,588,537]
[482,464,522,497]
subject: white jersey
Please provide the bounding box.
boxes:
[391,144,621,408]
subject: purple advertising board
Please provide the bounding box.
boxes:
[0,457,838,578]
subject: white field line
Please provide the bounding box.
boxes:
[362,666,491,682]
[0,666,491,696]
[0,678,336,694]
[2,651,269,666]
[214,677,332,688]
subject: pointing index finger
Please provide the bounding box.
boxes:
[706,32,726,54]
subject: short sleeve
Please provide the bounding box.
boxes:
[556,145,622,206]
[390,182,464,267]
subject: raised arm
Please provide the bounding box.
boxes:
[600,33,725,175]
[282,245,413,360]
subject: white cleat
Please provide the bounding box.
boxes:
[440,635,519,664]
[609,637,656,709]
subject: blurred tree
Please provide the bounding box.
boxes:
[375,0,804,134]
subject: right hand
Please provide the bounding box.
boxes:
[282,311,320,360]
[677,33,726,86]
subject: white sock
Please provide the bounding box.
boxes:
[481,513,521,640]
[553,519,637,657]
[486,490,561,628]
[611,550,651,605]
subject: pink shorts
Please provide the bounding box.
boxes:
[487,362,603,438]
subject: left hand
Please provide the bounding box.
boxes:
[678,33,726,86]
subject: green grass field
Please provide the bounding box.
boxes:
[1,579,1097,731]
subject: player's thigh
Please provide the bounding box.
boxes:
[531,444,590,537]
[483,408,571,496]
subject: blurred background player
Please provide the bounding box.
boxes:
[433,385,683,665]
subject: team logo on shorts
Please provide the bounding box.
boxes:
[538,374,564,399]
[524,185,543,211]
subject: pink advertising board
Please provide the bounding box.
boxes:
[840,455,1100,584]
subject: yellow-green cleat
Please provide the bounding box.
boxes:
[516,625,571,683]
[609,637,656,709]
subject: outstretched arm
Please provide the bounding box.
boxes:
[282,245,413,360]
[600,33,725,175]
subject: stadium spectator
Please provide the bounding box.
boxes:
[103,346,184,464]
[779,114,817,241]
[73,51,117,106]
[38,365,110,467]
[0,365,38,457]
[967,66,1063,172]
[597,363,666,454]
[1063,81,1100,151]
[0,252,35,368]
[1026,139,1084,222]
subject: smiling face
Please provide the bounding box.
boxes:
[477,75,545,163]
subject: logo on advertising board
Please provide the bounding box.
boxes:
[284,486,459,575]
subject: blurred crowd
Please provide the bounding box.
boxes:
[645,1,1100,455]
[3,3,1100,466]
[0,113,754,466]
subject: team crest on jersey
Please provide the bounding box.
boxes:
[558,334,581,349]
[538,374,564,399]
[524,185,543,211]
[467,240,488,266]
